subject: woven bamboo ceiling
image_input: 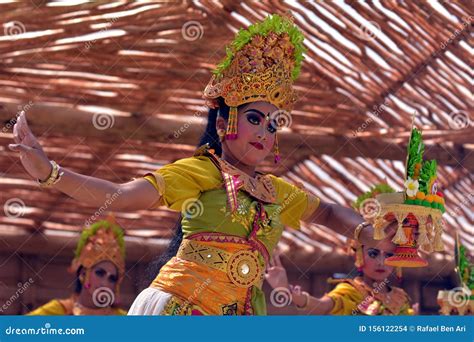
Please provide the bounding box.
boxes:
[0,1,472,262]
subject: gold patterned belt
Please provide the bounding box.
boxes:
[177,239,263,288]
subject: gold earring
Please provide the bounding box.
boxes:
[217,128,226,142]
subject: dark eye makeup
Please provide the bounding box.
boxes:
[367,248,380,259]
[367,248,394,259]
[245,110,277,134]
[95,267,118,283]
[246,113,261,125]
[95,268,106,277]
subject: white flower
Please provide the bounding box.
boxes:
[404,178,419,197]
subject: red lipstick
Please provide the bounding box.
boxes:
[249,142,264,150]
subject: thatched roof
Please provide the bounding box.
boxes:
[0,1,472,263]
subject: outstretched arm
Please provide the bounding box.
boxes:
[304,201,376,247]
[290,285,334,315]
[9,112,161,211]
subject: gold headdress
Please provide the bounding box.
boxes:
[372,126,446,268]
[203,14,305,151]
[69,214,126,292]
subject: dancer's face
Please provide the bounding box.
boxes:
[361,238,395,282]
[220,101,279,166]
[85,261,119,299]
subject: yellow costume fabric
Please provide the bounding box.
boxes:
[27,297,126,316]
[27,299,66,315]
[144,153,320,315]
[326,278,414,315]
[144,155,318,233]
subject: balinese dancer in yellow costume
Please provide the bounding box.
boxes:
[27,216,127,315]
[11,14,404,315]
[266,184,416,315]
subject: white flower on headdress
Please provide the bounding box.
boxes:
[404,178,419,197]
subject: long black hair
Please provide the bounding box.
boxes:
[74,266,83,294]
[141,97,237,287]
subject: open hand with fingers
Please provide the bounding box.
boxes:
[288,284,310,308]
[264,251,289,289]
[8,111,52,181]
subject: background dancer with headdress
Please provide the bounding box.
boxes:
[266,184,416,315]
[27,216,126,315]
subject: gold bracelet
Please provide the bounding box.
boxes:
[354,222,371,243]
[38,161,63,188]
[295,291,310,310]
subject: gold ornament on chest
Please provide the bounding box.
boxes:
[219,158,276,203]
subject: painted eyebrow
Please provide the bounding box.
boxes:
[244,109,266,118]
